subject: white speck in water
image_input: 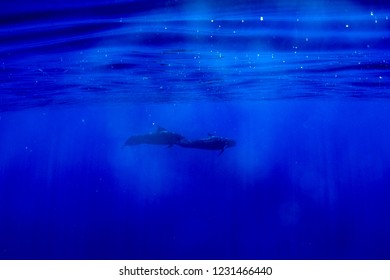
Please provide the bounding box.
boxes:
[305,37,309,42]
[386,16,389,20]
[260,16,264,21]
[345,24,349,28]
[379,76,383,79]
[370,11,374,16]
[296,18,300,22]
[375,19,378,23]
[233,30,236,34]
[210,19,214,23]
[241,19,244,23]
[164,26,167,30]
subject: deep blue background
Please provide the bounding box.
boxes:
[1,0,390,259]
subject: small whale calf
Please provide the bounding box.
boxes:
[124,126,236,154]
[177,134,236,155]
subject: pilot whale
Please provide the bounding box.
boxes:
[124,126,185,147]
[177,134,236,155]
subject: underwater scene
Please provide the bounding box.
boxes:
[1,0,390,259]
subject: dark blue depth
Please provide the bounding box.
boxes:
[1,0,390,259]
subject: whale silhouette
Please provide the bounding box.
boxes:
[124,126,185,147]
[177,134,236,155]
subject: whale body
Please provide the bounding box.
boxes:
[177,135,236,155]
[124,126,185,147]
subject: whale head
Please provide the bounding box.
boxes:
[225,138,236,148]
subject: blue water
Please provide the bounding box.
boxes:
[1,0,390,259]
